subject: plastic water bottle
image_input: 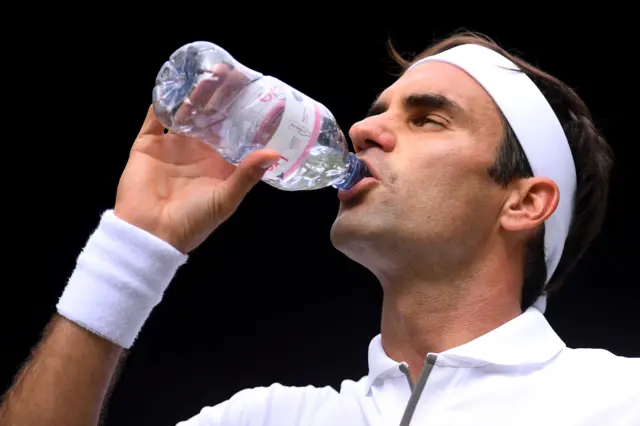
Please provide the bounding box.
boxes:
[152,41,369,191]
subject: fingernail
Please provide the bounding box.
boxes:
[260,157,279,169]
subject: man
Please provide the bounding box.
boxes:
[1,32,638,426]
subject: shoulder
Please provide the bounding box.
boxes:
[176,379,365,426]
[555,346,640,377]
[547,347,640,420]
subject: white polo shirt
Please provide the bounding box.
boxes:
[177,307,639,426]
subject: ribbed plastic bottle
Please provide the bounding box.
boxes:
[152,41,369,191]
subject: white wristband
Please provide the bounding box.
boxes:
[57,210,189,348]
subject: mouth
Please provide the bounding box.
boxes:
[359,158,382,181]
[337,158,381,202]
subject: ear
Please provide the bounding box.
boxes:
[500,177,559,233]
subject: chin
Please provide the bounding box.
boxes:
[330,210,389,262]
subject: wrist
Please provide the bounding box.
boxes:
[56,210,189,348]
[113,207,187,254]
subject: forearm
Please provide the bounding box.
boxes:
[0,315,124,426]
[1,210,188,426]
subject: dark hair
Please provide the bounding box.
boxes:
[388,31,614,310]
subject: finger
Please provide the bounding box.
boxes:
[192,121,223,143]
[254,106,284,146]
[190,67,228,107]
[204,68,251,114]
[138,105,166,137]
[175,63,232,126]
[221,149,281,207]
[174,98,195,126]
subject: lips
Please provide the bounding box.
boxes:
[337,157,382,202]
[337,177,379,201]
[358,157,382,182]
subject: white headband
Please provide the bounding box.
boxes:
[408,44,577,313]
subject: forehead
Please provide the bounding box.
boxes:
[378,61,499,122]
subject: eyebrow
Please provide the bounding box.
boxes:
[366,92,465,120]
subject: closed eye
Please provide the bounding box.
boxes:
[412,116,444,128]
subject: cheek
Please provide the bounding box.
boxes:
[392,151,495,223]
[400,148,476,195]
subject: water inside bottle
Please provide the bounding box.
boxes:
[267,145,352,190]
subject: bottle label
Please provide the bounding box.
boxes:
[258,78,322,182]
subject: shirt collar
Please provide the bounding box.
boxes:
[365,307,566,392]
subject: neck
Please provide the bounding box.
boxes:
[377,245,523,382]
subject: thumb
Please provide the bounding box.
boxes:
[221,148,281,206]
[138,104,166,137]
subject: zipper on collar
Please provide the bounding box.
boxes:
[399,354,438,426]
[398,362,414,391]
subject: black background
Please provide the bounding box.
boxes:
[2,10,638,426]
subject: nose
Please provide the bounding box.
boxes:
[348,115,397,154]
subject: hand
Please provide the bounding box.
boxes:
[173,62,251,129]
[114,105,280,253]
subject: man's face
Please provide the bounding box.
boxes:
[330,61,510,272]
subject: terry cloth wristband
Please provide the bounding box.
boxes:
[57,210,189,348]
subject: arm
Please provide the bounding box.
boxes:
[0,207,188,426]
[0,105,280,426]
[0,315,124,426]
